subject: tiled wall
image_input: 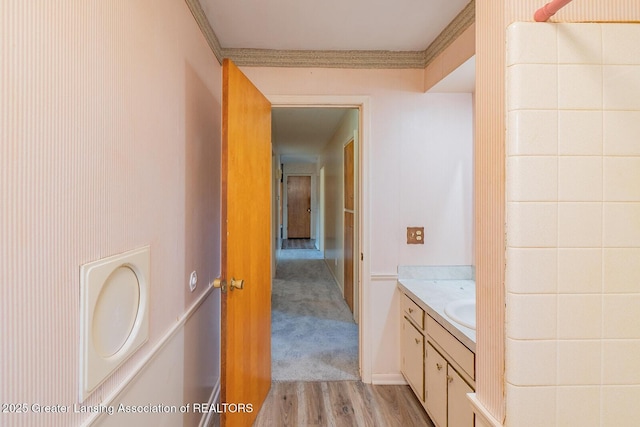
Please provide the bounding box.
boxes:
[506,22,640,426]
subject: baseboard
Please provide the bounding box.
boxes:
[199,378,221,427]
[371,373,407,385]
[324,258,344,294]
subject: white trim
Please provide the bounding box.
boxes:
[199,378,221,427]
[370,274,399,282]
[268,95,373,383]
[371,373,407,385]
[467,393,504,427]
[81,283,216,427]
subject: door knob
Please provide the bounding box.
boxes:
[307,208,311,213]
[230,278,244,291]
[213,278,227,293]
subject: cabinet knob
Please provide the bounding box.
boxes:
[436,363,443,371]
[408,308,414,313]
[415,338,421,344]
[447,375,453,383]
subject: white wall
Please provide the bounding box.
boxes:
[245,67,474,380]
[0,1,222,425]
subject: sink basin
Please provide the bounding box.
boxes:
[444,299,476,330]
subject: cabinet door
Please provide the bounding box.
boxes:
[401,317,424,401]
[426,343,447,427]
[447,366,474,427]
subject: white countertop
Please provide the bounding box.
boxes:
[398,279,476,353]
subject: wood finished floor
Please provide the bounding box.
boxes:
[253,381,434,427]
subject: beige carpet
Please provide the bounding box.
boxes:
[271,249,359,381]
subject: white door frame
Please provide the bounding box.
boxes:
[268,95,372,383]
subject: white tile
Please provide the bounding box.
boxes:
[558,157,603,202]
[603,203,640,247]
[507,22,558,66]
[557,340,601,385]
[604,248,640,293]
[558,65,603,110]
[603,295,640,339]
[558,111,603,155]
[604,65,640,110]
[508,64,558,111]
[602,385,640,426]
[557,386,601,427]
[558,295,602,339]
[507,203,558,248]
[557,23,602,64]
[507,157,558,202]
[602,340,640,384]
[508,110,558,156]
[507,294,556,340]
[602,24,640,65]
[604,111,640,156]
[558,249,602,294]
[604,157,640,202]
[506,384,557,427]
[506,339,557,386]
[506,248,557,294]
[558,203,602,248]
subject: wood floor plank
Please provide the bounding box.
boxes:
[326,381,358,427]
[252,381,434,427]
[346,381,377,426]
[371,384,434,427]
[302,381,327,426]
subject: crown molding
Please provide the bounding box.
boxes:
[184,0,224,63]
[424,0,475,66]
[186,0,474,69]
[224,48,426,69]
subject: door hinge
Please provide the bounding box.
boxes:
[360,253,364,261]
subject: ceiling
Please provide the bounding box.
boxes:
[199,0,470,52]
[195,0,473,162]
[272,108,352,164]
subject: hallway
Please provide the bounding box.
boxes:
[271,248,358,381]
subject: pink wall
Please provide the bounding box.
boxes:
[0,1,222,425]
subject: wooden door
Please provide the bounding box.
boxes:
[221,59,271,427]
[344,140,354,210]
[344,212,354,312]
[343,139,355,313]
[286,175,311,238]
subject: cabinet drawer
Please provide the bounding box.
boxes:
[402,294,424,329]
[427,316,475,380]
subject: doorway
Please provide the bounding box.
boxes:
[270,100,367,381]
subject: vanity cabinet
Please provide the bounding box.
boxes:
[401,317,424,400]
[425,342,447,427]
[400,291,475,427]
